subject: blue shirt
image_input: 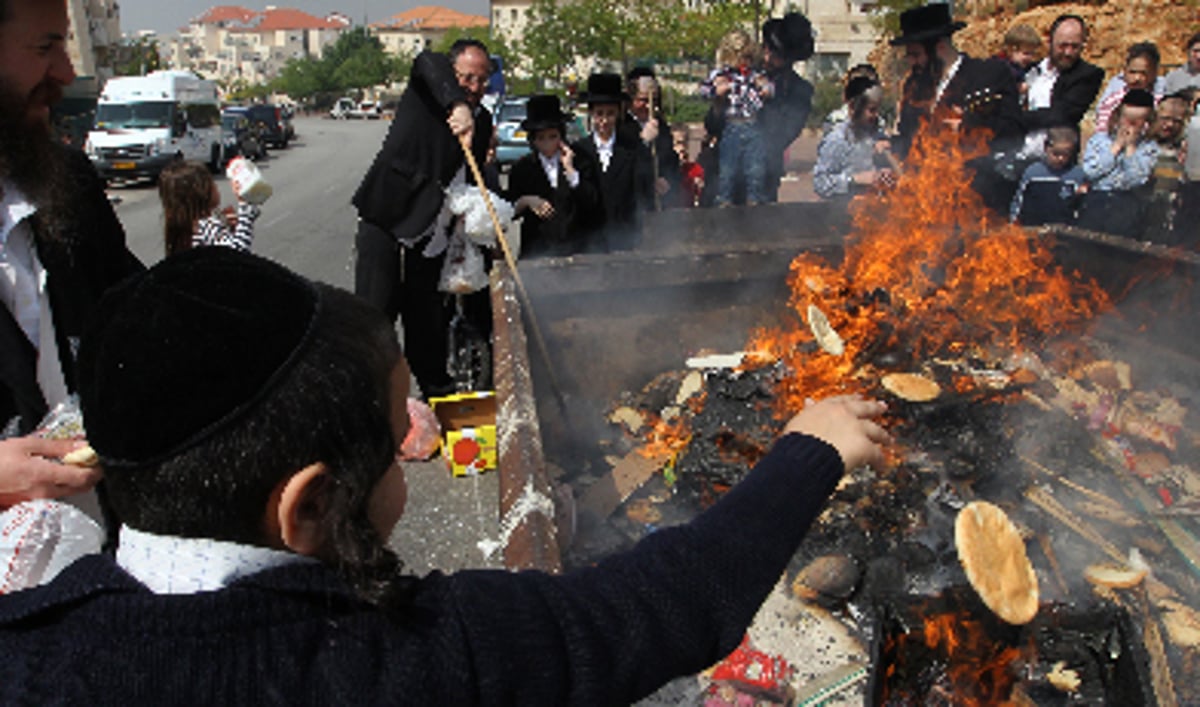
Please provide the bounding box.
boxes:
[1081,132,1157,192]
[813,121,885,198]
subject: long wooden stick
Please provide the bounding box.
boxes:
[457,133,569,416]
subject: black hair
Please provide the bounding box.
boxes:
[0,0,9,23]
[1188,32,1200,52]
[449,38,489,63]
[1126,41,1161,69]
[1049,14,1088,43]
[102,285,409,605]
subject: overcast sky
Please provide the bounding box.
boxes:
[120,1,491,36]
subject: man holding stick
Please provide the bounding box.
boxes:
[352,39,493,400]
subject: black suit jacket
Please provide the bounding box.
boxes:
[1,149,143,435]
[352,51,492,241]
[941,55,1024,151]
[504,151,600,258]
[759,67,814,182]
[1020,59,1104,132]
[571,132,653,252]
[620,111,680,197]
[897,54,1023,157]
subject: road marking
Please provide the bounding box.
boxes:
[262,212,290,228]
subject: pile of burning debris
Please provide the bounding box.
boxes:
[562,128,1200,705]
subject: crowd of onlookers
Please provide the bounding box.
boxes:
[809,14,1200,246]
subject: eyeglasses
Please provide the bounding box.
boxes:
[456,71,488,88]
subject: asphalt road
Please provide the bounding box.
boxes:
[112,115,389,288]
[109,115,504,574]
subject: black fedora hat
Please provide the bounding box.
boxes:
[763,12,815,61]
[580,73,628,106]
[520,94,571,133]
[889,3,966,46]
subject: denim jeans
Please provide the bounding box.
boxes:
[717,121,766,205]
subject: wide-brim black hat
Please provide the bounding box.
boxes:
[580,73,628,106]
[521,94,572,133]
[763,12,815,61]
[890,3,966,46]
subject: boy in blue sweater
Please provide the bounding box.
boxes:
[0,249,888,705]
[1010,126,1087,226]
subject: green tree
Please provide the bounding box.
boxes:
[115,36,162,76]
[332,41,397,91]
[522,0,591,87]
[271,56,336,100]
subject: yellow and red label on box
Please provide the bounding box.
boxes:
[429,391,497,477]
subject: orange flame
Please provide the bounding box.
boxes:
[749,122,1111,413]
[917,611,1025,706]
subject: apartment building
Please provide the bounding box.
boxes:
[166,6,352,84]
[371,6,489,58]
[66,0,122,86]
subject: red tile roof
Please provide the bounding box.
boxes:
[193,5,258,26]
[373,6,489,31]
[194,5,350,31]
[253,7,349,31]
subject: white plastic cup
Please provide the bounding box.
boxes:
[225,156,273,205]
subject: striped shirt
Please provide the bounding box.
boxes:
[193,203,260,251]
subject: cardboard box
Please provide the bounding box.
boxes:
[429,391,497,477]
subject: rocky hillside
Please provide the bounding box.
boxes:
[869,0,1196,92]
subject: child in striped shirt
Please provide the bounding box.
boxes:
[158,160,259,256]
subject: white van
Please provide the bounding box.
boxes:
[85,70,223,181]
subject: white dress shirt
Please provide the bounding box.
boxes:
[0,179,69,411]
[593,133,615,172]
[1019,58,1060,158]
[116,525,316,594]
[537,151,580,189]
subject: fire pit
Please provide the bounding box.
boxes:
[488,126,1200,704]
[868,587,1155,705]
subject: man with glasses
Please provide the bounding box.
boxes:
[352,39,495,400]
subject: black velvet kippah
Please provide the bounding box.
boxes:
[845,76,879,103]
[77,247,321,467]
[1122,88,1155,108]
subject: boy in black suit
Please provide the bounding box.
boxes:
[504,95,600,257]
[571,73,655,252]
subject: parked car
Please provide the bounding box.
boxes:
[224,104,289,149]
[494,96,530,167]
[494,96,586,169]
[329,97,355,120]
[220,111,266,163]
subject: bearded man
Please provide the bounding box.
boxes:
[0,0,142,516]
[1018,14,1104,157]
[892,3,1023,214]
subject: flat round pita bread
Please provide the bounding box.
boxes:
[881,372,941,402]
[955,501,1039,625]
[1083,563,1147,589]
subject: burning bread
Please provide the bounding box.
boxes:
[955,501,1039,625]
[881,372,941,403]
[1083,563,1147,589]
[806,304,844,356]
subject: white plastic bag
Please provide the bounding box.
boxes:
[445,183,515,248]
[0,499,104,594]
[438,232,488,294]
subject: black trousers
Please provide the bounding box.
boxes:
[354,220,454,399]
